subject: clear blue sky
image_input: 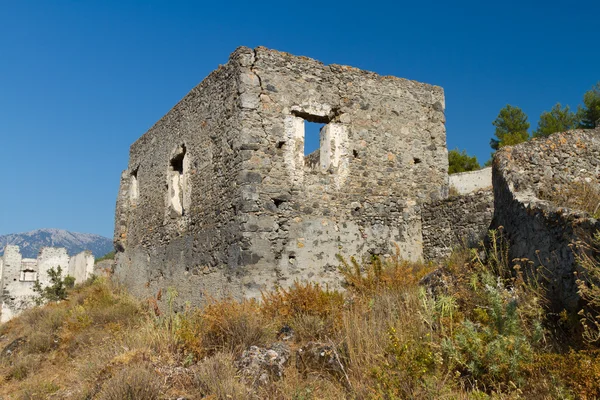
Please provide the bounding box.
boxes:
[1,1,598,238]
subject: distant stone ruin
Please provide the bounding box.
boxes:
[0,246,94,322]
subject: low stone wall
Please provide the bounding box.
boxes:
[449,167,492,195]
[492,128,600,311]
[422,189,494,261]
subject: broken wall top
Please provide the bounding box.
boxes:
[494,127,600,216]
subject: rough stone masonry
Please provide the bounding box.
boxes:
[114,46,451,305]
[492,128,600,311]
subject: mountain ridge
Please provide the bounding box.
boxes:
[0,228,113,259]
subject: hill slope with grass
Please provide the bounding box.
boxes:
[1,233,600,399]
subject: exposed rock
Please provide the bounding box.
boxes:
[0,228,112,258]
[0,337,25,359]
[236,342,290,386]
[420,268,455,298]
[296,341,351,390]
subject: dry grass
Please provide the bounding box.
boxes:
[97,363,162,400]
[540,180,600,218]
[192,352,248,399]
[176,297,276,358]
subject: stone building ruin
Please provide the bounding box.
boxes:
[0,246,94,322]
[114,46,464,304]
[107,47,600,314]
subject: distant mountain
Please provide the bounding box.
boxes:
[0,229,113,259]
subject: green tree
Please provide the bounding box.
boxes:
[33,266,74,305]
[533,103,577,137]
[490,105,530,150]
[448,149,480,174]
[577,82,600,129]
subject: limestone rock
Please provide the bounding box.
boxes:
[236,342,290,386]
[296,341,351,390]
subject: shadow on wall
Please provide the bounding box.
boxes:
[491,127,600,312]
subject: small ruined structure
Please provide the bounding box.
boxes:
[114,46,464,305]
[0,246,94,322]
[492,127,600,311]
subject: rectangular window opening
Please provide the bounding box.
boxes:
[304,121,325,169]
[129,168,139,204]
[168,145,187,218]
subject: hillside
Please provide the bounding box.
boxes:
[1,240,599,399]
[0,229,113,258]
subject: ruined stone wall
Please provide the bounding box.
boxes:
[240,47,447,292]
[38,247,70,287]
[68,250,94,283]
[422,189,494,261]
[492,128,600,311]
[114,46,448,306]
[1,246,28,323]
[113,48,249,303]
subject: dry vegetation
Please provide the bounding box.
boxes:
[2,235,600,399]
[540,180,600,218]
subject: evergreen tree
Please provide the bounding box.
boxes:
[533,103,577,137]
[577,82,600,129]
[490,105,530,150]
[448,149,480,174]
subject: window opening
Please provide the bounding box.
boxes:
[168,145,187,218]
[304,121,325,169]
[304,121,326,156]
[129,168,139,205]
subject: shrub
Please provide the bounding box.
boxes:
[98,364,162,400]
[261,281,345,322]
[32,266,74,304]
[533,350,600,398]
[193,352,248,399]
[338,247,433,297]
[177,297,274,357]
[441,268,544,391]
[96,251,116,263]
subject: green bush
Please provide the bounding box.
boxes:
[33,266,74,304]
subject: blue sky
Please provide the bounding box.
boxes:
[1,1,598,238]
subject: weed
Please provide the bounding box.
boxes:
[338,245,433,297]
